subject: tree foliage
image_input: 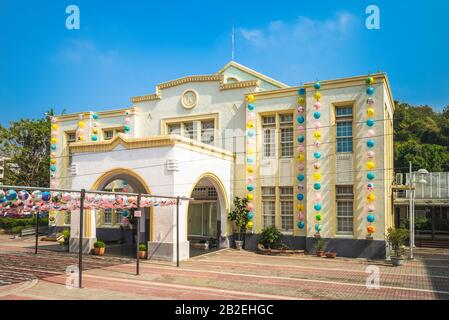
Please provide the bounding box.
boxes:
[228,196,250,240]
[394,102,449,173]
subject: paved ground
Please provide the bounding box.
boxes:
[0,235,449,300]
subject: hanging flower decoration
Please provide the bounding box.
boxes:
[50,118,58,188]
[91,113,100,141]
[365,76,376,238]
[312,81,323,237]
[296,87,306,230]
[246,94,256,230]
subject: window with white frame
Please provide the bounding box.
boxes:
[262,187,276,228]
[103,128,124,141]
[166,118,215,145]
[167,123,181,135]
[103,209,113,225]
[280,114,293,158]
[183,122,196,140]
[280,187,294,231]
[200,120,215,145]
[336,185,354,234]
[262,116,276,158]
[66,132,76,143]
[336,106,353,153]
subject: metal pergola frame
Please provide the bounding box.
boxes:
[0,184,192,289]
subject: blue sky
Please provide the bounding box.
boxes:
[0,0,448,125]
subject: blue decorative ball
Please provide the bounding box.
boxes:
[50,165,57,172]
[91,135,98,141]
[367,172,375,180]
[42,191,52,202]
[51,144,57,151]
[297,194,304,201]
[314,82,321,90]
[314,183,321,190]
[297,174,305,181]
[248,104,255,111]
[315,223,322,232]
[367,140,375,148]
[124,125,131,132]
[297,115,305,124]
[313,111,321,119]
[247,184,255,192]
[298,88,306,96]
[297,221,305,229]
[92,113,99,120]
[247,130,255,137]
[366,119,375,127]
[367,87,375,96]
[314,203,322,211]
[6,190,18,201]
[248,212,254,220]
[314,152,321,159]
[246,157,254,164]
[297,135,305,143]
[367,214,376,223]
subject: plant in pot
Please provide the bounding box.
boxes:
[228,196,250,250]
[325,242,337,258]
[60,228,70,251]
[138,243,148,259]
[386,227,408,266]
[259,226,282,251]
[94,240,106,256]
[314,238,325,257]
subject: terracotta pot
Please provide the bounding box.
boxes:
[138,251,147,259]
[325,252,337,258]
[95,247,105,256]
[316,250,324,257]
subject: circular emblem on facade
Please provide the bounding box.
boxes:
[181,89,198,109]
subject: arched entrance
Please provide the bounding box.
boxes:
[91,169,152,257]
[187,174,229,257]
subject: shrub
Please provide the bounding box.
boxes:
[386,228,408,257]
[259,226,282,249]
[314,238,325,252]
[61,228,70,246]
[94,240,106,249]
[139,243,147,251]
[11,226,23,235]
[228,197,250,241]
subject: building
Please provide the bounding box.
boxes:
[394,172,449,247]
[50,61,395,260]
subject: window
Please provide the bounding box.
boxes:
[165,117,216,145]
[103,128,125,141]
[262,187,276,228]
[280,114,293,158]
[262,116,276,158]
[66,132,76,143]
[115,210,124,225]
[183,122,196,140]
[336,106,353,153]
[201,120,215,145]
[280,187,294,232]
[168,124,181,135]
[336,185,354,234]
[103,209,113,225]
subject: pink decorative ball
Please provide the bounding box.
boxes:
[297,145,305,153]
[367,151,375,158]
[313,122,321,129]
[297,125,305,133]
[314,102,321,110]
[297,164,305,171]
[314,141,321,148]
[313,162,321,170]
[297,106,305,114]
[247,176,254,184]
[367,129,375,138]
[247,203,254,210]
[314,193,322,201]
[297,212,305,220]
[248,112,255,120]
[367,204,375,212]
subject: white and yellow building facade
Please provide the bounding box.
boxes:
[50,61,395,260]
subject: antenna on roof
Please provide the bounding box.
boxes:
[231,18,235,61]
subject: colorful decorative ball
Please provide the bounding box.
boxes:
[367,183,375,191]
[51,124,58,130]
[51,137,58,144]
[367,172,375,180]
[297,194,304,201]
[247,184,255,192]
[247,166,254,173]
[314,102,321,110]
[366,77,374,85]
[247,94,255,102]
[367,108,375,117]
[314,183,321,190]
[50,158,57,165]
[314,203,322,211]
[92,113,99,120]
[297,125,305,133]
[246,156,254,164]
[313,111,321,119]
[297,174,305,182]
[367,225,376,234]
[315,214,322,221]
[366,87,375,96]
[247,176,254,184]
[297,154,305,162]
[367,129,375,138]
[247,194,254,201]
[367,98,375,105]
[367,194,376,201]
[297,115,305,124]
[366,119,376,127]
[313,162,321,170]
[313,122,321,129]
[367,140,375,148]
[297,221,305,229]
[297,204,305,211]
[248,104,255,111]
[42,191,52,202]
[18,190,30,201]
[78,121,85,128]
[0,190,5,200]
[248,212,254,220]
[247,130,255,137]
[32,191,43,201]
[247,221,254,229]
[314,82,321,90]
[52,192,62,203]
[314,92,321,101]
[297,106,305,114]
[246,121,254,129]
[298,88,306,95]
[314,152,321,159]
[50,165,57,172]
[297,164,305,171]
[124,125,131,132]
[366,161,376,170]
[315,223,322,232]
[314,140,321,148]
[367,150,375,158]
[367,214,376,223]
[51,144,57,151]
[78,136,84,141]
[367,204,376,212]
[298,97,306,105]
[297,135,305,143]
[247,203,254,211]
[91,135,98,141]
[6,190,18,201]
[313,172,322,181]
[314,192,322,201]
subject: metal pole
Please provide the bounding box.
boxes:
[409,162,414,260]
[136,194,141,276]
[79,189,85,288]
[176,196,180,268]
[35,210,39,254]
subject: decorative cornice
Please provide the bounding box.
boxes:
[158,75,223,90]
[69,134,234,161]
[220,79,259,90]
[55,107,137,122]
[131,93,161,103]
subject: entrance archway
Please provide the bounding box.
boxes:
[187,174,229,257]
[91,168,152,257]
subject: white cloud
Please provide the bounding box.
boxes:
[58,39,118,66]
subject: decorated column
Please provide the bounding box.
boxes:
[296,87,306,231]
[246,94,256,231]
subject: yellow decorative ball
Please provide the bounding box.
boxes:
[367,194,376,201]
[298,97,306,104]
[366,161,375,170]
[247,94,255,102]
[247,147,255,155]
[247,121,254,129]
[78,121,85,128]
[297,154,305,162]
[51,137,58,144]
[51,124,58,130]
[78,136,84,141]
[366,77,374,85]
[50,159,57,165]
[367,108,375,117]
[297,204,304,211]
[313,172,322,181]
[314,131,321,139]
[92,128,98,134]
[247,166,254,173]
[314,92,321,101]
[247,221,254,229]
[247,194,254,201]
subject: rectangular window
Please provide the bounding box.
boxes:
[280,114,293,158]
[336,185,354,234]
[262,187,276,228]
[183,122,197,140]
[103,209,112,225]
[201,120,215,145]
[168,124,181,135]
[66,132,76,143]
[336,106,353,153]
[280,187,294,232]
[262,116,276,158]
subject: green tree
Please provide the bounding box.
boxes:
[228,196,250,241]
[0,111,53,187]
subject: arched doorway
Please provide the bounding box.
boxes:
[92,169,152,257]
[188,174,229,257]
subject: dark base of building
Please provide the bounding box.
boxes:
[234,233,387,260]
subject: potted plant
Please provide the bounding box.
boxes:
[386,227,408,266]
[138,243,148,259]
[94,240,106,256]
[259,226,282,251]
[325,243,337,258]
[228,197,250,250]
[59,228,70,251]
[314,238,325,257]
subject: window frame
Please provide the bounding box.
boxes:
[335,106,353,153]
[262,187,276,229]
[336,185,354,235]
